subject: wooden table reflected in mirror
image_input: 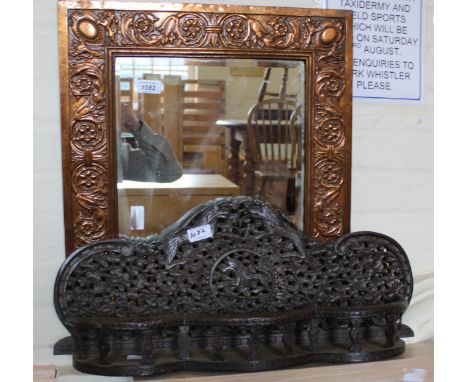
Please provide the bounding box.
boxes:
[216,119,250,193]
[118,174,240,236]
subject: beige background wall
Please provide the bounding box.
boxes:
[34,0,433,364]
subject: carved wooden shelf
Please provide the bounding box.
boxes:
[54,197,414,377]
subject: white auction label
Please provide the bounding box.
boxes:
[136,79,163,94]
[130,206,145,230]
[326,0,423,102]
[187,224,213,243]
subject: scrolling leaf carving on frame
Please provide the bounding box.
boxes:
[62,4,351,253]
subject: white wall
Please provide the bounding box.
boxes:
[33,0,433,364]
[34,0,68,364]
[349,0,434,342]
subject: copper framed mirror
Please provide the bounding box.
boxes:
[58,1,352,255]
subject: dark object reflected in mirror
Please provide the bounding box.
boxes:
[115,57,306,235]
[118,103,183,183]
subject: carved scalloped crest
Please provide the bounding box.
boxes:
[55,197,413,319]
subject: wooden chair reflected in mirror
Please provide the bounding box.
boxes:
[246,98,302,221]
[257,66,297,103]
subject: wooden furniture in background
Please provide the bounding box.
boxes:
[133,76,226,171]
[257,66,297,103]
[217,119,250,194]
[162,75,184,159]
[246,99,301,212]
[118,174,239,235]
[181,79,227,175]
[138,73,164,135]
[119,77,134,105]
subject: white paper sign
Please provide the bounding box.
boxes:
[187,225,213,243]
[136,79,163,94]
[126,355,143,360]
[326,0,423,102]
[130,206,145,230]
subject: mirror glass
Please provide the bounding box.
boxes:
[115,56,305,236]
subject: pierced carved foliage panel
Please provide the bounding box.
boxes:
[61,4,352,254]
[55,197,413,320]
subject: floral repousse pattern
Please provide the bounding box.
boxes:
[133,13,156,35]
[72,120,104,149]
[317,119,343,145]
[181,17,203,39]
[225,17,247,40]
[63,7,350,252]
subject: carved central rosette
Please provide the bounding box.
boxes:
[210,248,275,312]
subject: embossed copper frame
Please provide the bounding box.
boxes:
[58,0,353,255]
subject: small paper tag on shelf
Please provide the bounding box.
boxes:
[126,355,143,360]
[187,224,213,243]
[136,79,163,94]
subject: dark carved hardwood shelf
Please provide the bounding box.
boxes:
[54,196,413,377]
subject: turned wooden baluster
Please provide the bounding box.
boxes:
[227,128,241,184]
[348,318,362,352]
[282,323,295,356]
[98,330,111,364]
[279,67,289,100]
[71,329,87,360]
[243,152,255,196]
[177,325,191,361]
[257,67,272,102]
[385,314,400,347]
[248,327,260,362]
[308,319,320,351]
[141,329,154,365]
[211,327,224,361]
